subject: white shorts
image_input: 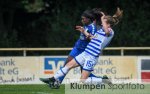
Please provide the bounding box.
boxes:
[74,52,98,72]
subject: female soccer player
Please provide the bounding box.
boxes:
[66,9,96,64]
[41,8,123,88]
[71,8,123,83]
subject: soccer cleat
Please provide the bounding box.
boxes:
[48,77,61,89]
[102,75,113,86]
[51,80,61,89]
[40,77,60,89]
[40,78,50,84]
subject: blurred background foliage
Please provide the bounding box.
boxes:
[0,0,149,49]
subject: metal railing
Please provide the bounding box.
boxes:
[0,47,149,56]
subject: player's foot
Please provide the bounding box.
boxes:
[40,78,50,84]
[51,79,61,89]
[49,77,60,89]
[40,77,60,89]
[102,75,112,86]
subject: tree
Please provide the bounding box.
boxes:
[0,0,22,47]
[0,0,149,49]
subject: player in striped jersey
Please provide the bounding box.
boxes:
[40,8,123,88]
[90,8,115,51]
[75,8,122,84]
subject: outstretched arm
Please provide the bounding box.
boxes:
[75,26,94,40]
[101,12,111,36]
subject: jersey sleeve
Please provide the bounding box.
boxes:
[108,28,114,36]
[86,24,96,35]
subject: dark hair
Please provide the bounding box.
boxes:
[81,9,95,22]
[92,8,102,25]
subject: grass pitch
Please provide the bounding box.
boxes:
[0,84,64,94]
[0,84,150,94]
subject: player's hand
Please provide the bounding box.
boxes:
[100,12,107,22]
[75,26,85,33]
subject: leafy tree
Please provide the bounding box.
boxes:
[0,0,149,49]
[0,0,22,47]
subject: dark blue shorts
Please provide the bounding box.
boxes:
[69,47,84,58]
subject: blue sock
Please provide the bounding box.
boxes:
[54,66,69,81]
[89,73,102,78]
[81,66,102,78]
[58,75,66,83]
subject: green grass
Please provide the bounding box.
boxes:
[0,84,150,94]
[0,84,64,94]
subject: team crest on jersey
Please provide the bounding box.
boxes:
[93,34,98,39]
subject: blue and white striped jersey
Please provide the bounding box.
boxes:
[101,29,114,49]
[85,28,114,57]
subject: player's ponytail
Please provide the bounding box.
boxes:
[112,7,123,26]
[105,7,123,27]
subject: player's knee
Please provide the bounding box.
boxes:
[64,57,73,65]
[65,59,77,69]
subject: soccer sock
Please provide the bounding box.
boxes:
[58,67,83,83]
[84,77,102,84]
[58,75,66,83]
[54,66,69,80]
[89,73,102,78]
